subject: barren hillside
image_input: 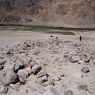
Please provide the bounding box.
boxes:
[0,0,95,28]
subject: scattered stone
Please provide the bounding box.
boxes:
[78,84,88,91]
[36,75,48,83]
[0,85,8,94]
[81,67,90,73]
[70,55,80,63]
[3,70,19,86]
[18,69,29,83]
[32,64,42,75]
[24,40,32,47]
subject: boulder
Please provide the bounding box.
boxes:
[3,70,19,86]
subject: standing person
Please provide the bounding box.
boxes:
[79,36,82,41]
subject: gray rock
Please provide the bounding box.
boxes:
[17,69,29,83]
[43,86,59,95]
[13,60,24,72]
[62,90,73,95]
[3,70,18,85]
[81,67,90,73]
[36,75,48,83]
[70,55,80,63]
[0,85,8,93]
[37,69,47,78]
[3,61,13,72]
[24,40,32,47]
[32,64,42,75]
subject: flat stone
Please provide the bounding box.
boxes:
[32,64,42,75]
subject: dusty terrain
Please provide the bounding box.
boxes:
[1,0,95,27]
[0,30,95,95]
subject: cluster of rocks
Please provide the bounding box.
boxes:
[0,40,52,94]
[0,36,95,95]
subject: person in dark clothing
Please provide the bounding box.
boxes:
[79,36,82,41]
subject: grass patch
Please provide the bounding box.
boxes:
[0,23,76,35]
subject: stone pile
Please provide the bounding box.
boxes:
[0,37,95,95]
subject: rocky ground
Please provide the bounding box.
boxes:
[0,31,95,95]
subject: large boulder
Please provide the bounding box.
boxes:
[2,69,19,86]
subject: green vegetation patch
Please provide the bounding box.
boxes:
[0,23,75,35]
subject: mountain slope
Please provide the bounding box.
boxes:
[0,0,95,28]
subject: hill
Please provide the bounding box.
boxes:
[0,0,95,28]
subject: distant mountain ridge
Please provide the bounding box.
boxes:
[0,0,95,28]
